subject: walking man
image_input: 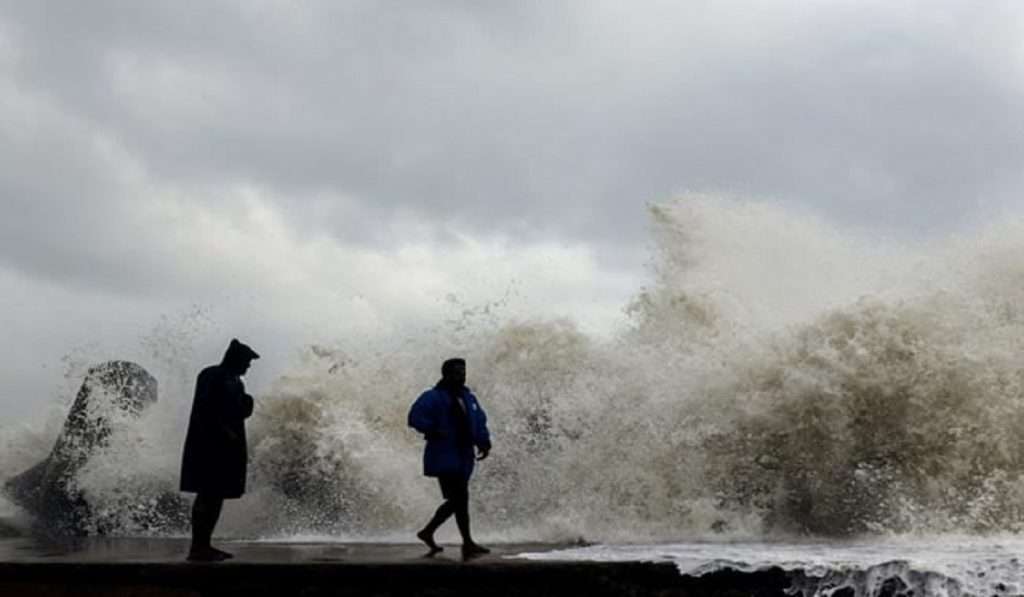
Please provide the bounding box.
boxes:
[180,338,259,561]
[408,358,491,558]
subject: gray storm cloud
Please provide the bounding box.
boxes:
[1,0,1023,416]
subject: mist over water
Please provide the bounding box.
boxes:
[5,196,1024,544]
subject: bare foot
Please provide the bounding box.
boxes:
[210,546,234,560]
[417,529,443,556]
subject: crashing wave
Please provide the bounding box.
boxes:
[6,197,1024,540]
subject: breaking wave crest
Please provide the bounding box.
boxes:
[6,196,1024,541]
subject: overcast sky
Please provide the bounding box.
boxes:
[2,1,1023,418]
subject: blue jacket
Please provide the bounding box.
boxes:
[408,386,491,478]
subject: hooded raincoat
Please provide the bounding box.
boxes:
[179,340,258,498]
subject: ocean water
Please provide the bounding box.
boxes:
[518,538,1024,597]
[4,197,1024,595]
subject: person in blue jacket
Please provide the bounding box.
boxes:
[408,358,491,558]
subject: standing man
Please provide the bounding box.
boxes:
[180,338,259,562]
[408,358,492,558]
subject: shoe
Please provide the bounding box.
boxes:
[461,543,490,559]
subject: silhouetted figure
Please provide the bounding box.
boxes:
[408,358,492,559]
[180,339,259,562]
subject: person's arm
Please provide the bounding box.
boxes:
[239,386,254,419]
[472,394,491,460]
[408,391,444,439]
[218,377,249,440]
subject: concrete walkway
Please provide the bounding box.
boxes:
[0,537,698,596]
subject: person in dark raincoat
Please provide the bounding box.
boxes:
[180,338,259,561]
[408,358,491,558]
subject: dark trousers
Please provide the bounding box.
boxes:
[422,474,473,543]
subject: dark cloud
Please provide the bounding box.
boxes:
[3,0,1024,418]
[2,0,1024,286]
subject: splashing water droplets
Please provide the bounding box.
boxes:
[6,197,1024,544]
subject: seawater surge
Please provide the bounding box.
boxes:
[4,196,1024,544]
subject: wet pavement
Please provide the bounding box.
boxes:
[0,535,555,564]
[0,536,686,596]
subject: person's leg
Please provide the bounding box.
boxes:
[453,477,489,557]
[190,494,211,550]
[188,494,208,559]
[450,479,471,544]
[423,500,456,533]
[188,494,228,561]
[204,497,234,558]
[417,477,456,554]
